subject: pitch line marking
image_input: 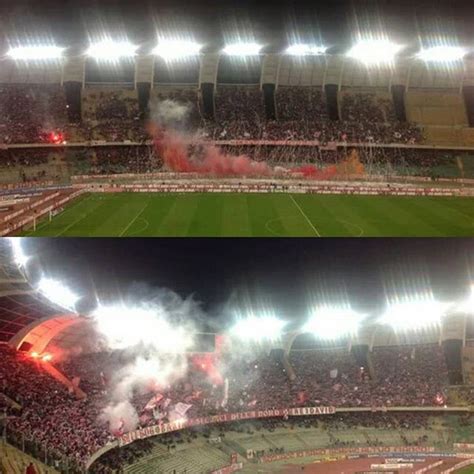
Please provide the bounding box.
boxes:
[54,196,95,237]
[119,199,150,237]
[288,194,321,237]
[23,194,90,236]
[338,219,365,237]
[129,218,150,236]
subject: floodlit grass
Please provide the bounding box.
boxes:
[454,467,474,474]
[19,192,474,237]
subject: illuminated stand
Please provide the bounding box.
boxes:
[1,39,474,128]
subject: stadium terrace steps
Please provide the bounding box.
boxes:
[124,442,230,474]
[0,442,58,474]
[293,433,311,449]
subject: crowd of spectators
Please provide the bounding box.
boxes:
[0,343,453,471]
[340,91,397,123]
[0,345,112,471]
[276,87,328,122]
[0,85,68,144]
[212,86,266,140]
[0,84,426,146]
[89,146,158,175]
[371,345,449,406]
[81,89,144,143]
[0,149,63,184]
[0,149,50,169]
[202,88,423,145]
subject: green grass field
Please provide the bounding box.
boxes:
[19,192,474,237]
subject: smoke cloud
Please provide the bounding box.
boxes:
[150,99,191,129]
[148,100,365,178]
[93,286,200,434]
[100,400,139,434]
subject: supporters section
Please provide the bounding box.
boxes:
[2,240,474,472]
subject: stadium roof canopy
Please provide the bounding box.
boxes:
[0,241,76,345]
[0,239,472,357]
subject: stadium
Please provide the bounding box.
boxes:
[2,28,474,235]
[1,238,474,473]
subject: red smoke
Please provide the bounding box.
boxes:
[190,353,223,385]
[152,126,270,176]
[150,123,364,179]
[290,164,338,179]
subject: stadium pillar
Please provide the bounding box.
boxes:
[391,85,407,122]
[262,83,276,120]
[201,83,215,120]
[324,84,339,120]
[462,86,474,127]
[63,82,82,122]
[350,344,369,369]
[136,83,151,120]
[442,339,463,385]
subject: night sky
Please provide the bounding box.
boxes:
[0,0,473,52]
[18,238,474,330]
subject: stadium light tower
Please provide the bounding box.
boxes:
[346,39,404,66]
[417,45,467,63]
[37,278,79,311]
[379,296,447,331]
[152,40,202,60]
[8,238,28,267]
[285,44,327,56]
[303,306,363,340]
[7,45,65,60]
[222,42,262,56]
[230,314,287,343]
[87,40,138,61]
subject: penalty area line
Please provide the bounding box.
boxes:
[288,194,321,237]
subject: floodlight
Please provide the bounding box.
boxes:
[42,354,52,362]
[31,352,39,358]
[87,40,137,60]
[9,238,28,267]
[347,39,404,65]
[303,306,363,340]
[7,46,64,60]
[285,44,327,56]
[223,42,262,56]
[230,314,287,342]
[417,45,466,63]
[93,305,192,352]
[37,278,79,311]
[379,297,447,331]
[455,285,474,314]
[152,40,202,60]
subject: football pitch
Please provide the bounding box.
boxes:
[20,192,474,237]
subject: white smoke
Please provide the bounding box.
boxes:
[94,287,201,434]
[150,99,191,128]
[111,354,188,403]
[100,352,189,434]
[100,400,139,433]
